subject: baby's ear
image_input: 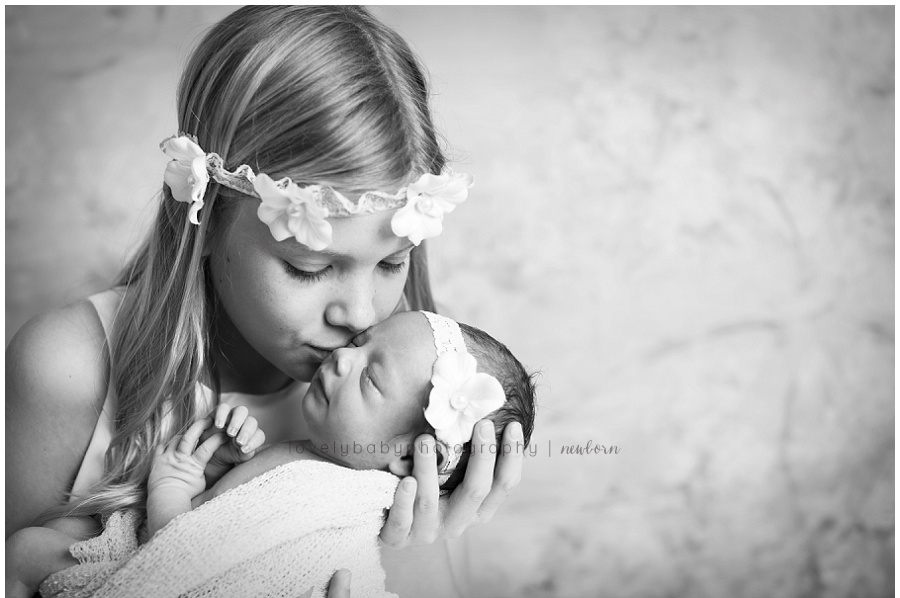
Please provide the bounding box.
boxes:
[387,439,415,477]
[433,441,450,471]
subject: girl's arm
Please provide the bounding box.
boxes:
[6,526,80,598]
[5,301,110,536]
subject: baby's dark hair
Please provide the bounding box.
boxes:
[436,322,537,494]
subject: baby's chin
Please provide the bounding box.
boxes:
[304,437,398,472]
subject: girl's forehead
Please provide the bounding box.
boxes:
[326,211,408,257]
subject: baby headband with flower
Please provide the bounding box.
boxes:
[160,134,474,251]
[419,311,505,491]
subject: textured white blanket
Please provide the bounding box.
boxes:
[39,460,401,598]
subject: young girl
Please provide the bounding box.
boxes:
[8,311,536,598]
[6,6,524,597]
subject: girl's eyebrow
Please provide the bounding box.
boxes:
[284,246,348,260]
[285,242,414,261]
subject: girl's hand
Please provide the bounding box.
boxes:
[379,420,524,548]
[201,405,267,487]
[148,418,228,500]
[326,569,351,598]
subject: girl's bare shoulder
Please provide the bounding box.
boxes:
[6,299,111,532]
[7,299,109,416]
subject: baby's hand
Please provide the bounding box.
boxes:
[149,418,227,500]
[202,405,266,487]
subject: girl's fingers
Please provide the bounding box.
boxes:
[476,422,524,522]
[192,432,228,465]
[444,420,496,535]
[176,418,213,456]
[380,476,416,547]
[225,406,249,437]
[235,417,258,447]
[408,435,440,544]
[326,569,351,598]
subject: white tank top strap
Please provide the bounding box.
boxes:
[69,288,125,499]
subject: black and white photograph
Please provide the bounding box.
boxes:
[5,6,894,598]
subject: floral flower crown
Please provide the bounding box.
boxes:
[160,135,474,250]
[419,311,505,492]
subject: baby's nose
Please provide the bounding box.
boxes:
[332,347,354,378]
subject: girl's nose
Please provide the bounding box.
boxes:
[325,273,377,333]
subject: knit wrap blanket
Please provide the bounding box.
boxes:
[39,460,401,598]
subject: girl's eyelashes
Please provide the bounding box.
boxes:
[283,258,406,282]
[283,261,330,283]
[378,259,408,275]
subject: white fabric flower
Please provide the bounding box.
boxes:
[390,172,474,246]
[253,174,333,251]
[160,135,209,225]
[424,352,505,449]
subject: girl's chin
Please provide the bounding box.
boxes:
[279,359,320,384]
[280,345,334,383]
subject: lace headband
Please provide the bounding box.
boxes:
[419,311,505,491]
[160,134,474,250]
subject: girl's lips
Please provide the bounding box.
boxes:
[307,344,340,361]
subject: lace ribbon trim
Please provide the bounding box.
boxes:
[206,153,407,217]
[420,311,466,358]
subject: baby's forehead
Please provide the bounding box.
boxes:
[368,311,434,349]
[368,312,437,390]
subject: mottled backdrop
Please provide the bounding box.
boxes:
[5,6,894,598]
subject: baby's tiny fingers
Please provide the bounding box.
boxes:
[243,429,266,454]
[226,406,249,437]
[235,417,258,447]
[177,418,213,456]
[193,432,228,465]
[213,404,231,429]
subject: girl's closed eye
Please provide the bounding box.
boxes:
[284,259,404,282]
[282,261,331,283]
[378,258,408,275]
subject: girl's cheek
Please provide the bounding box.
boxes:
[376,278,406,317]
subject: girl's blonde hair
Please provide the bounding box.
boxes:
[56,6,443,519]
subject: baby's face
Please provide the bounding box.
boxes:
[301,311,436,470]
